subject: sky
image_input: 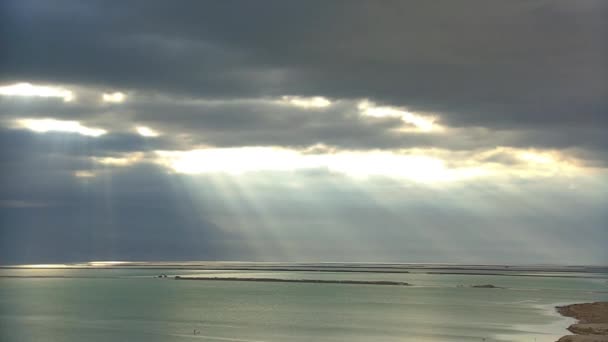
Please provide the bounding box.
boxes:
[0,0,606,265]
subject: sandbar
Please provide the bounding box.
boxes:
[173,276,411,286]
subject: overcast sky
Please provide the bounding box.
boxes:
[1,0,606,265]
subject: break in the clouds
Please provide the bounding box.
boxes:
[0,0,606,265]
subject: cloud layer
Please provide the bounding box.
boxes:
[0,0,606,264]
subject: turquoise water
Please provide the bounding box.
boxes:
[1,267,607,341]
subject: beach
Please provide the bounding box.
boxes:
[557,302,608,341]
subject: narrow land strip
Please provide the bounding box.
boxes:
[174,276,411,286]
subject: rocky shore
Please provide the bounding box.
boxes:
[556,302,608,342]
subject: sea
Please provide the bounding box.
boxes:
[0,263,606,342]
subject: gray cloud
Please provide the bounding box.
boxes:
[2,1,606,123]
[1,0,606,161]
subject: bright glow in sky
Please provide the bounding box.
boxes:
[358,100,438,132]
[157,148,303,174]
[135,126,160,137]
[16,119,107,137]
[102,92,126,103]
[20,264,70,268]
[93,152,144,166]
[74,170,96,178]
[280,96,332,108]
[156,147,486,182]
[518,151,556,164]
[87,261,132,266]
[0,82,74,102]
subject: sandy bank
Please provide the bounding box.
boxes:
[556,302,608,342]
[173,276,411,286]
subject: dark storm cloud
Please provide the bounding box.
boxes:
[1,0,606,132]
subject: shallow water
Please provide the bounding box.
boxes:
[0,266,606,341]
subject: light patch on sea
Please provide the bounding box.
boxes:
[494,302,578,341]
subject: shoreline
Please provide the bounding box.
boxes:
[556,302,608,342]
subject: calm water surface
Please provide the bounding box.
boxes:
[0,267,606,341]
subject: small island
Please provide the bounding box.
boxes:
[174,276,411,286]
[556,302,608,342]
[471,284,503,289]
